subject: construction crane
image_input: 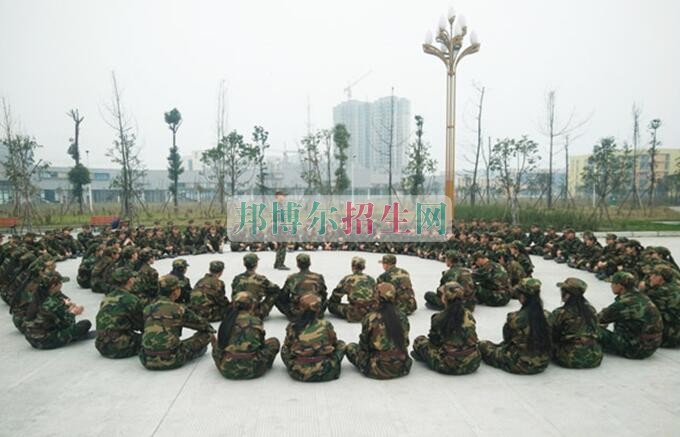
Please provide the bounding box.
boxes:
[344,70,372,100]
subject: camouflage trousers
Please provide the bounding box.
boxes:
[191,302,228,323]
[552,339,603,369]
[274,245,286,267]
[95,330,142,359]
[76,268,91,289]
[475,286,510,307]
[412,336,481,375]
[396,294,418,315]
[139,332,212,370]
[346,343,412,380]
[661,322,680,348]
[424,291,475,312]
[328,300,374,323]
[281,341,346,382]
[12,313,26,333]
[598,327,661,359]
[254,296,277,319]
[212,338,280,380]
[479,340,550,375]
[25,320,91,350]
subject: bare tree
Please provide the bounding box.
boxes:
[102,72,146,219]
[630,103,643,209]
[216,80,228,142]
[648,118,662,209]
[67,109,90,214]
[470,83,485,206]
[539,90,589,208]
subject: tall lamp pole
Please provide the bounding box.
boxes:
[422,6,480,221]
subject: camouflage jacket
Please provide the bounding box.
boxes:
[283,318,338,358]
[598,290,663,341]
[377,266,417,314]
[358,309,410,353]
[142,296,214,352]
[216,311,267,354]
[644,282,680,332]
[231,271,280,301]
[428,309,478,349]
[472,261,509,291]
[439,266,475,302]
[96,288,144,333]
[281,269,328,318]
[133,263,159,304]
[189,274,229,321]
[527,231,545,248]
[167,272,192,304]
[502,307,552,352]
[23,294,75,340]
[549,301,599,344]
[330,272,376,306]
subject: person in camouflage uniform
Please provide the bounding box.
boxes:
[139,275,215,370]
[276,253,327,321]
[598,272,663,359]
[569,232,602,271]
[424,250,475,311]
[526,224,545,255]
[549,278,603,368]
[281,293,346,382]
[376,254,417,315]
[479,278,552,374]
[168,259,192,304]
[328,256,377,322]
[77,224,95,251]
[95,268,144,358]
[273,191,290,270]
[412,282,481,375]
[472,252,511,307]
[91,247,119,294]
[509,240,533,276]
[132,248,159,307]
[10,256,53,332]
[641,265,680,348]
[77,244,101,289]
[212,292,280,379]
[190,261,229,322]
[23,271,93,349]
[231,253,280,319]
[553,228,583,264]
[205,226,223,254]
[346,282,412,379]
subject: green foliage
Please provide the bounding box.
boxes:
[402,115,436,196]
[67,163,91,204]
[164,108,182,129]
[164,108,183,208]
[299,131,323,194]
[581,137,631,220]
[332,124,351,194]
[252,125,270,196]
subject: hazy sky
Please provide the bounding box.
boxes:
[1,0,678,171]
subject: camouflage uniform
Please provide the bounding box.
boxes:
[472,256,511,307]
[276,254,327,321]
[643,266,680,348]
[168,259,192,304]
[231,254,280,319]
[140,275,215,370]
[328,257,377,322]
[376,255,417,315]
[132,249,159,307]
[549,278,603,368]
[424,251,475,311]
[480,279,551,374]
[598,272,663,359]
[346,283,412,379]
[212,292,280,379]
[189,262,229,322]
[95,268,144,358]
[23,272,92,349]
[413,282,481,375]
[281,294,345,382]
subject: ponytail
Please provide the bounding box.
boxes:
[380,302,405,347]
[440,298,465,338]
[522,294,551,353]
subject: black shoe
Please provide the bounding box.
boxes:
[74,320,92,339]
[275,265,290,270]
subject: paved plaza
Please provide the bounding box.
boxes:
[1,237,679,436]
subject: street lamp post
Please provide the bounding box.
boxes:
[423,6,480,221]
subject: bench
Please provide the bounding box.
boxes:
[0,217,19,233]
[89,215,118,228]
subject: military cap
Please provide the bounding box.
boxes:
[546,226,555,231]
[605,233,617,241]
[351,256,366,267]
[299,292,321,311]
[103,247,118,256]
[556,277,587,295]
[582,231,594,239]
[652,265,674,282]
[617,236,629,244]
[139,248,154,261]
[653,246,671,258]
[121,246,137,258]
[376,282,397,302]
[445,250,461,261]
[111,267,136,286]
[563,227,575,234]
[380,254,397,265]
[233,291,256,306]
[159,275,180,294]
[172,258,189,269]
[519,278,542,296]
[611,271,636,288]
[296,253,311,265]
[510,240,525,250]
[209,260,225,273]
[243,253,259,268]
[440,281,465,301]
[625,239,642,250]
[472,251,487,261]
[40,271,67,288]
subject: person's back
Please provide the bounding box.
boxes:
[190,262,228,322]
[231,253,280,318]
[376,255,417,315]
[329,257,377,322]
[644,266,680,348]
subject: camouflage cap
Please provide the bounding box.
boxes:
[519,278,542,296]
[616,236,629,244]
[582,231,594,239]
[653,246,671,257]
[606,233,617,241]
[611,271,636,288]
[296,253,311,265]
[440,281,465,301]
[159,274,180,294]
[243,253,259,268]
[472,251,487,261]
[380,254,397,265]
[556,277,587,295]
[445,250,461,261]
[40,271,67,289]
[625,239,642,250]
[376,282,397,302]
[103,247,118,256]
[510,240,525,250]
[351,256,366,268]
[651,265,674,282]
[209,260,225,273]
[172,258,189,269]
[139,248,155,261]
[111,267,136,285]
[299,292,321,312]
[121,246,137,258]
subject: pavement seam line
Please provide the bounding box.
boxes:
[150,360,200,437]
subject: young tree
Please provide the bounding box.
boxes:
[164,107,183,213]
[630,103,643,209]
[103,72,146,219]
[252,125,270,197]
[489,136,540,224]
[299,131,323,194]
[402,115,436,196]
[581,137,632,221]
[66,109,90,214]
[321,129,333,195]
[333,124,351,194]
[471,84,485,206]
[647,118,662,208]
[201,143,227,214]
